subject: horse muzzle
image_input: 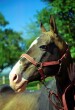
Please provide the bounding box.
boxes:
[9,72,28,92]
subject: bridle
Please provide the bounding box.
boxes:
[21,48,69,81]
[21,48,70,110]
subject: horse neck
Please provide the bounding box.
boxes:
[55,68,70,97]
[55,52,73,97]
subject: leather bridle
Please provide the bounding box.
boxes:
[21,48,70,110]
[21,48,69,81]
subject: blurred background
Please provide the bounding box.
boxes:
[0,0,75,90]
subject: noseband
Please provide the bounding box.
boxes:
[21,48,69,81]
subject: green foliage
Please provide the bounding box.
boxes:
[35,0,75,59]
[24,21,41,50]
[24,20,41,40]
[0,13,25,71]
[22,0,75,59]
[0,13,9,27]
[70,46,75,58]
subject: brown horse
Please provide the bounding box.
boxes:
[9,16,73,109]
[0,81,58,110]
[0,85,39,110]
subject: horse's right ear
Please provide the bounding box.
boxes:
[40,22,46,32]
[50,15,58,33]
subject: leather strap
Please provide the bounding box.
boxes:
[21,48,69,80]
[21,54,37,66]
[48,90,64,110]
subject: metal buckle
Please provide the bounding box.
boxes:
[36,63,42,69]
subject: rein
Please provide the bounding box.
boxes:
[41,81,64,110]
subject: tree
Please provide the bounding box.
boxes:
[0,13,9,27]
[24,21,41,50]
[0,13,25,72]
[35,0,75,59]
[24,20,41,38]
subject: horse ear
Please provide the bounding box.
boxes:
[49,16,67,52]
[40,22,46,32]
[50,15,58,33]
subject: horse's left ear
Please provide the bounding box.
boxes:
[50,15,58,33]
[49,16,67,52]
[40,22,46,32]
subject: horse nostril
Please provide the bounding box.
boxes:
[13,74,17,81]
[12,74,21,83]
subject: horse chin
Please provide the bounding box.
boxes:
[15,82,27,92]
[10,78,28,93]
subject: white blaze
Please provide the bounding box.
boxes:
[29,37,39,49]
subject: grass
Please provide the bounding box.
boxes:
[0,76,53,91]
[26,77,53,91]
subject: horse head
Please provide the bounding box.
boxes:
[9,16,72,94]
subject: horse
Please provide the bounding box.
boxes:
[9,16,74,109]
[0,80,58,110]
[0,85,39,110]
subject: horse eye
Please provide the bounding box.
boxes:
[39,45,47,50]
